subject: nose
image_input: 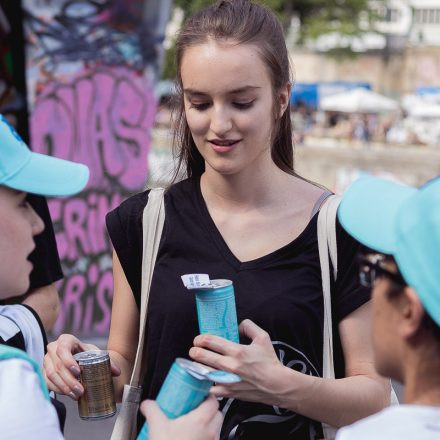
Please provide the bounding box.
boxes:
[210,104,232,136]
[29,205,45,236]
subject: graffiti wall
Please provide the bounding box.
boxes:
[0,3,29,139]
[23,0,164,337]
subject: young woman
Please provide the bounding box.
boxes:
[44,1,390,438]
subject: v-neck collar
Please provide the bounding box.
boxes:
[193,176,317,271]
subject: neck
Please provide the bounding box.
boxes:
[200,159,291,209]
[403,348,440,406]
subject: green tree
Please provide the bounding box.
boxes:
[173,0,375,38]
[162,0,377,78]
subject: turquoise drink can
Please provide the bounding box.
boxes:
[136,358,212,440]
[194,279,240,343]
[136,358,240,440]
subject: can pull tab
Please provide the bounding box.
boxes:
[181,274,211,289]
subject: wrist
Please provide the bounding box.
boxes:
[272,365,318,413]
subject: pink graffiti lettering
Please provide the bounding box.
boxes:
[31,67,156,191]
[49,191,123,262]
[55,274,86,335]
[94,271,113,334]
[54,268,114,336]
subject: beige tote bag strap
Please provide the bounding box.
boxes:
[130,187,165,387]
[318,194,341,380]
[317,194,341,440]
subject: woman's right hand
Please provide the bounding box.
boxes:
[43,334,120,400]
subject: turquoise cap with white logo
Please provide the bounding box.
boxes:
[0,114,89,196]
[338,175,440,327]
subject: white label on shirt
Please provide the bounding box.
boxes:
[181,274,211,289]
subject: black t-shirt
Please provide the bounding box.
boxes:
[27,194,63,290]
[106,177,370,440]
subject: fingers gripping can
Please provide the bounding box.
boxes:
[73,350,116,420]
[182,274,240,343]
[136,358,213,440]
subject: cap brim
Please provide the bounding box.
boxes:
[5,152,89,197]
[338,176,416,254]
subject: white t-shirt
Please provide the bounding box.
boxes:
[336,404,440,440]
[0,358,63,439]
[0,305,45,367]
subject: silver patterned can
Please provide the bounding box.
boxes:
[73,350,116,420]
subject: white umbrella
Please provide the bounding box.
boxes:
[407,102,440,118]
[320,88,399,113]
[402,95,440,118]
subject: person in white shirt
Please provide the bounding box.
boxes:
[336,175,440,440]
[0,113,89,439]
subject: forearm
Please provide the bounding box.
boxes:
[108,251,138,402]
[272,365,390,428]
[108,349,134,402]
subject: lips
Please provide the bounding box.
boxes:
[209,139,240,146]
[208,139,241,153]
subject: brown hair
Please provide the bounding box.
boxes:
[172,0,296,180]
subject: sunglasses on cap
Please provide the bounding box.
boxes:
[358,253,407,289]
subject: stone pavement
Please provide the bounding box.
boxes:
[60,395,116,440]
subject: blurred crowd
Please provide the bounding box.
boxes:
[154,94,440,149]
[291,102,440,148]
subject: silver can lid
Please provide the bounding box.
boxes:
[74,350,109,365]
[175,358,207,380]
[210,279,232,289]
[205,370,241,383]
[175,358,241,384]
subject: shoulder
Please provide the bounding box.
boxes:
[292,176,328,205]
[105,190,151,249]
[106,179,194,230]
[106,190,150,228]
[0,356,43,399]
[0,358,63,439]
[0,305,41,346]
[336,406,429,440]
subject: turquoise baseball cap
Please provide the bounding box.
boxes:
[0,114,89,196]
[338,175,440,327]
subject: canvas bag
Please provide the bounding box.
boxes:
[317,194,399,440]
[110,188,165,440]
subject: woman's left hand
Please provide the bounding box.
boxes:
[189,319,287,406]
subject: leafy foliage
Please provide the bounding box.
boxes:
[162,0,376,77]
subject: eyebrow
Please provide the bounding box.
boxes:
[184,86,261,97]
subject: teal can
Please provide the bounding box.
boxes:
[136,358,212,440]
[137,358,240,440]
[194,279,239,343]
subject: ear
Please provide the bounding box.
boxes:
[399,287,425,339]
[278,81,292,118]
